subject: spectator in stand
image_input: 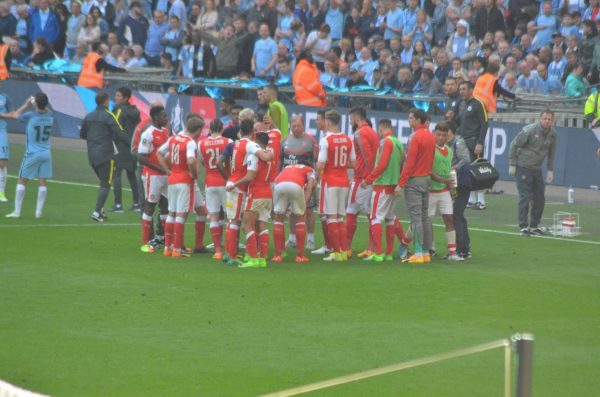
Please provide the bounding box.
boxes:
[9,38,27,65]
[306,0,324,33]
[517,61,539,93]
[118,2,148,48]
[64,0,84,61]
[409,9,433,51]
[320,58,337,87]
[233,14,254,76]
[26,37,55,66]
[28,0,60,46]
[564,61,586,97]
[105,43,122,67]
[305,23,332,71]
[414,68,443,94]
[337,62,350,89]
[276,2,296,51]
[402,0,419,37]
[560,12,581,39]
[195,0,218,37]
[435,50,452,83]
[549,46,567,80]
[446,0,471,36]
[352,46,377,85]
[431,0,447,46]
[247,0,277,36]
[89,7,108,42]
[144,10,168,67]
[161,16,183,70]
[91,0,115,27]
[168,0,186,28]
[77,13,100,51]
[400,35,414,66]
[130,45,147,68]
[396,66,414,93]
[324,0,343,43]
[473,0,505,41]
[0,2,16,37]
[446,19,476,63]
[535,63,563,95]
[501,72,526,94]
[581,20,598,71]
[252,23,278,79]
[384,0,404,41]
[15,4,30,54]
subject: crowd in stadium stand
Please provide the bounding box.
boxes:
[2,0,600,98]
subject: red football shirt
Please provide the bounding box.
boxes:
[276,164,316,188]
[158,134,197,185]
[317,132,356,187]
[138,126,169,176]
[352,122,380,181]
[229,138,260,190]
[247,150,275,199]
[198,135,232,187]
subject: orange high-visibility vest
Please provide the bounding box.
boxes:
[473,72,498,114]
[78,52,104,88]
[293,59,327,107]
[0,44,9,80]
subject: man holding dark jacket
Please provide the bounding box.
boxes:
[111,87,141,213]
[80,92,129,222]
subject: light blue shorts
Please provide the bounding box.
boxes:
[19,151,52,179]
[0,131,8,160]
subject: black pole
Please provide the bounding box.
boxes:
[515,333,535,397]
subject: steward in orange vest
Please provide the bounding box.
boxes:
[473,63,515,114]
[78,42,125,88]
[292,51,327,107]
[0,43,12,80]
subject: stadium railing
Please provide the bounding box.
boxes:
[10,67,590,127]
[259,333,534,397]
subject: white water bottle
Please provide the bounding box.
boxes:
[567,186,574,204]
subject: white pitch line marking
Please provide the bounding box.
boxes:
[0,223,139,228]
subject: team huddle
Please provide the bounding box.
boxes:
[131,102,464,267]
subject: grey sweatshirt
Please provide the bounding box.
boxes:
[509,122,557,171]
[449,135,472,167]
[198,31,247,73]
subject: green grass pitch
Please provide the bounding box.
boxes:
[1,143,599,397]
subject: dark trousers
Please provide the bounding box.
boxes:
[113,166,139,206]
[453,185,471,255]
[516,167,545,229]
[92,160,114,213]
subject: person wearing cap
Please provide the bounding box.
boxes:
[117,1,149,47]
[445,19,476,63]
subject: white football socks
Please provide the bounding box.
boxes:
[14,183,25,215]
[0,166,6,194]
[36,186,47,218]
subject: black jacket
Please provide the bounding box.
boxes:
[80,105,127,167]
[456,97,488,157]
[473,6,505,41]
[112,103,141,169]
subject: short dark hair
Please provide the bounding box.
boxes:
[446,120,457,134]
[325,110,341,125]
[35,93,49,110]
[256,108,268,123]
[255,132,269,146]
[434,121,449,132]
[487,62,500,75]
[316,109,328,118]
[116,87,132,99]
[422,68,434,80]
[187,117,204,134]
[210,119,223,132]
[408,108,428,124]
[459,80,474,90]
[231,104,243,112]
[378,118,392,130]
[186,111,202,122]
[240,119,254,136]
[349,106,367,120]
[95,92,109,106]
[540,109,555,117]
[265,84,279,96]
[150,105,165,120]
[91,42,102,52]
[222,97,236,106]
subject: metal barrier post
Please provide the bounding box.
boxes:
[514,333,535,397]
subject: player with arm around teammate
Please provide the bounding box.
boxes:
[360,119,404,262]
[224,118,273,265]
[272,163,316,263]
[198,119,233,259]
[1,93,53,219]
[317,110,356,262]
[157,117,203,257]
[227,132,274,268]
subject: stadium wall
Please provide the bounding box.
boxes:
[2,81,599,188]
